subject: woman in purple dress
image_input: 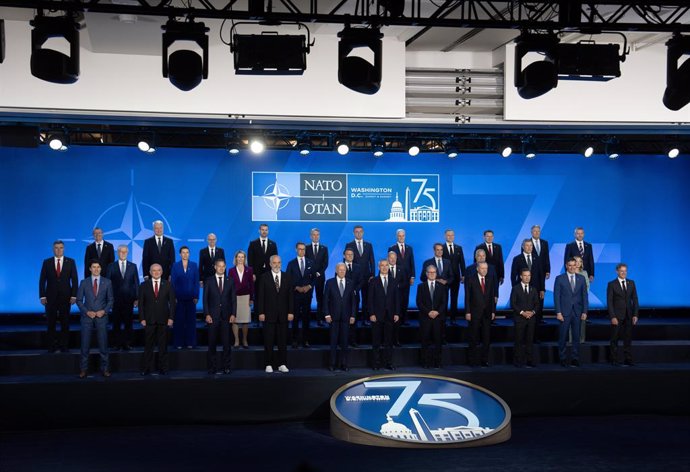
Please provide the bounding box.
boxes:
[228,250,254,348]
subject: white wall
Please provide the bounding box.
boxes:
[0,20,406,119]
[503,42,690,123]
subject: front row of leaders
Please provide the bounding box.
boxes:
[43,241,639,377]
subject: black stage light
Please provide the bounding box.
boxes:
[379,0,405,18]
[0,19,5,64]
[514,32,559,99]
[606,139,620,160]
[338,25,383,95]
[233,33,308,75]
[522,138,537,159]
[162,19,209,91]
[30,15,80,84]
[297,136,311,156]
[663,33,690,111]
[48,131,68,151]
[557,42,622,81]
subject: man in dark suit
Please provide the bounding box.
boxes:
[39,240,79,353]
[305,228,329,327]
[530,225,550,332]
[342,248,363,347]
[564,227,595,282]
[607,263,639,366]
[475,230,504,287]
[554,258,589,367]
[142,220,175,280]
[368,260,400,370]
[388,229,415,328]
[204,259,237,374]
[345,225,375,327]
[105,245,140,350]
[76,260,114,378]
[510,239,545,296]
[387,251,408,346]
[138,263,176,375]
[420,243,454,286]
[257,255,294,373]
[465,262,496,367]
[199,232,225,286]
[248,223,278,324]
[466,248,499,300]
[417,265,448,369]
[286,242,315,348]
[510,268,540,368]
[323,263,357,371]
[443,229,466,326]
[83,227,115,279]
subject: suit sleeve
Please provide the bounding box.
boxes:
[631,282,639,317]
[230,281,237,317]
[439,288,448,317]
[198,250,205,281]
[167,241,176,273]
[322,281,331,318]
[133,267,140,292]
[322,247,329,272]
[287,276,294,314]
[544,242,551,274]
[587,247,595,277]
[409,249,416,280]
[142,240,150,277]
[76,281,87,315]
[192,264,200,299]
[419,261,427,282]
[105,282,114,313]
[367,279,376,316]
[582,280,589,314]
[83,246,90,279]
[445,261,454,286]
[39,261,47,299]
[554,277,562,314]
[416,286,426,316]
[138,283,146,322]
[256,275,264,315]
[464,279,472,314]
[510,258,518,288]
[70,261,79,297]
[606,282,615,319]
[368,246,375,276]
[458,248,466,279]
[510,286,519,316]
[497,248,505,281]
[168,283,176,320]
[203,278,209,315]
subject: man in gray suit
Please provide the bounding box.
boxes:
[554,258,588,367]
[76,260,114,378]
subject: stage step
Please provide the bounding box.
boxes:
[1,340,688,376]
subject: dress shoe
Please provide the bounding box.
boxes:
[121,345,132,351]
[571,359,580,367]
[611,360,621,367]
[560,360,568,368]
[60,348,69,353]
[340,366,349,372]
[47,347,57,354]
[624,360,636,367]
[159,370,168,375]
[303,342,311,348]
[103,370,111,378]
[140,370,150,376]
[481,362,490,368]
[372,366,380,371]
[223,369,231,374]
[513,363,523,368]
[328,366,335,372]
[233,344,240,349]
[349,342,358,348]
[291,341,299,349]
[242,344,249,349]
[526,362,536,368]
[278,365,290,373]
[265,365,274,373]
[385,364,396,371]
[207,369,216,375]
[79,370,87,379]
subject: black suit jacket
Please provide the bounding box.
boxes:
[564,240,595,277]
[203,275,237,321]
[142,236,176,280]
[466,263,499,298]
[388,263,408,292]
[105,260,140,301]
[305,243,329,277]
[84,241,115,278]
[256,271,294,323]
[367,275,399,322]
[510,282,541,317]
[322,277,357,322]
[286,257,316,292]
[465,273,496,317]
[39,257,79,302]
[138,279,176,324]
[476,242,505,281]
[388,243,415,282]
[199,247,226,282]
[442,242,466,282]
[345,240,376,279]
[607,279,639,320]
[510,253,545,291]
[247,238,278,278]
[342,261,363,291]
[531,238,551,276]
[420,257,454,285]
[416,281,448,321]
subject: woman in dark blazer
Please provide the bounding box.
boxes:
[228,250,254,348]
[170,246,199,349]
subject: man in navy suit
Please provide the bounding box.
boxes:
[342,248,363,347]
[142,220,175,280]
[530,225,551,332]
[554,258,589,367]
[323,263,357,371]
[417,265,448,368]
[204,259,237,374]
[475,230,505,286]
[607,263,639,366]
[345,225,376,327]
[105,245,140,350]
[564,227,595,282]
[306,228,329,327]
[368,260,400,370]
[420,243,454,287]
[388,229,415,329]
[510,239,545,296]
[286,242,315,348]
[387,251,408,346]
[510,268,540,368]
[248,223,278,324]
[466,248,499,301]
[39,240,79,353]
[76,260,114,378]
[199,233,225,286]
[443,229,466,326]
[83,227,115,279]
[465,262,496,367]
[138,263,176,375]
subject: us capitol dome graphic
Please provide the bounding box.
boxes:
[380,409,493,443]
[385,187,440,223]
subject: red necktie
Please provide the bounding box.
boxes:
[488,245,493,257]
[154,280,159,298]
[56,259,62,278]
[93,278,98,296]
[481,277,486,294]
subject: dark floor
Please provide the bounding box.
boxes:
[1,415,688,472]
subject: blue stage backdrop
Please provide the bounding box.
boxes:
[1,145,689,313]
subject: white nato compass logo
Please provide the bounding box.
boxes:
[262,179,292,214]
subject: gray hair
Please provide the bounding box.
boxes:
[152,220,164,228]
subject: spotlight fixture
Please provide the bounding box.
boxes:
[373,145,384,157]
[226,137,241,155]
[445,141,459,159]
[522,137,537,159]
[162,18,209,91]
[338,25,383,95]
[336,138,350,156]
[497,140,515,158]
[407,141,420,157]
[137,137,156,154]
[297,136,311,156]
[581,143,595,158]
[250,138,265,154]
[370,135,385,157]
[606,140,620,160]
[667,146,680,159]
[47,131,68,151]
[663,33,690,111]
[230,22,312,75]
[30,14,80,84]
[514,31,559,99]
